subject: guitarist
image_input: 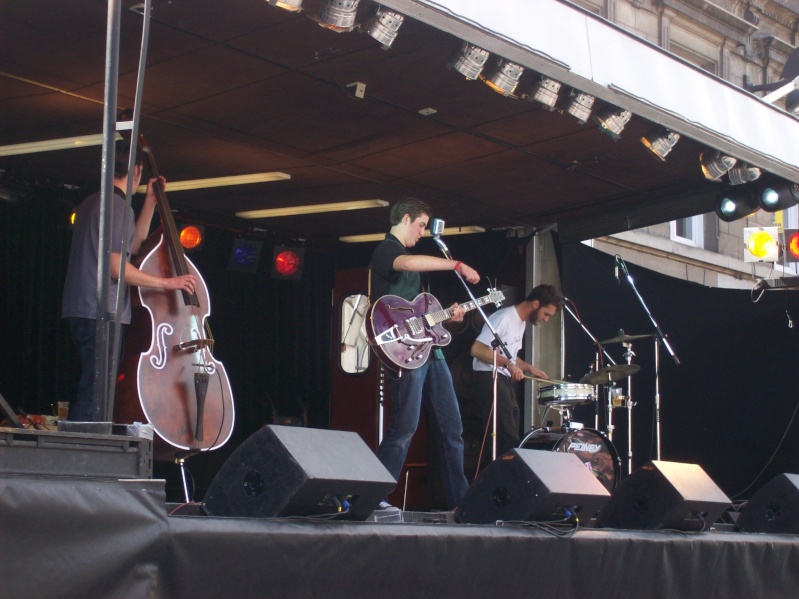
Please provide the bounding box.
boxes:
[369,198,480,511]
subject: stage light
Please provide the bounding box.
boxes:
[758,178,799,212]
[272,247,304,280]
[700,150,737,181]
[783,229,799,263]
[744,227,779,262]
[715,187,759,222]
[179,224,204,252]
[365,7,404,49]
[594,106,632,141]
[448,42,490,80]
[228,238,264,273]
[727,163,762,185]
[522,75,562,110]
[564,90,596,124]
[315,0,361,32]
[237,199,388,219]
[640,127,680,161]
[481,58,524,97]
[267,0,303,11]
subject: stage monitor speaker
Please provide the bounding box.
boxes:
[598,460,731,531]
[737,473,799,534]
[203,425,396,520]
[454,448,610,524]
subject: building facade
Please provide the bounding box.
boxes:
[571,0,799,288]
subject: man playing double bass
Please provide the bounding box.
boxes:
[369,197,480,511]
[61,139,197,422]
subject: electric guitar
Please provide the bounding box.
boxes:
[367,289,505,371]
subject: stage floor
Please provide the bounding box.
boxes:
[2,475,798,599]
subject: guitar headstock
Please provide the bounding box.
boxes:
[487,288,505,307]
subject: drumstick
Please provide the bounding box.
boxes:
[523,374,572,386]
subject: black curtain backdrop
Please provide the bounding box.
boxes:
[0,187,516,500]
[560,241,799,500]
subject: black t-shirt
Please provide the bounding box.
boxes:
[369,233,421,301]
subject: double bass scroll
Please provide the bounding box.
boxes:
[115,135,235,461]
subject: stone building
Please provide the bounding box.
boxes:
[571,0,799,288]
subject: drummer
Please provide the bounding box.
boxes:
[470,284,564,457]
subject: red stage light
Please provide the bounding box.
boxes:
[272,247,304,280]
[179,225,204,251]
[784,229,799,263]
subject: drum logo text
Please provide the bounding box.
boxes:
[567,441,601,453]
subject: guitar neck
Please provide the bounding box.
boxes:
[428,295,489,326]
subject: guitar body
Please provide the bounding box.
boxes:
[367,293,451,371]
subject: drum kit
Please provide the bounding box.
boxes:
[520,331,653,492]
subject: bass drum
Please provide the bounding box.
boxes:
[519,428,620,492]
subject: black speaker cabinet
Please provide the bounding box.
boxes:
[203,425,396,520]
[737,473,799,534]
[598,460,731,531]
[454,448,610,524]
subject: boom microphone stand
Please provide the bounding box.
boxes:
[615,256,680,459]
[430,219,511,461]
[562,298,616,431]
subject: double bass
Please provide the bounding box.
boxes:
[115,135,235,461]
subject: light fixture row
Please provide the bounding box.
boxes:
[267,0,404,48]
[447,41,670,155]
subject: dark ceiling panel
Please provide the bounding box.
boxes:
[0,0,752,242]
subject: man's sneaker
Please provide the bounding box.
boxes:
[370,499,403,523]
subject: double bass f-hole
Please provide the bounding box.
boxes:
[114,134,235,461]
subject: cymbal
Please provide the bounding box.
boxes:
[580,364,640,385]
[597,333,653,345]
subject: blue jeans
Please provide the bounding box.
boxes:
[378,359,469,509]
[66,317,121,422]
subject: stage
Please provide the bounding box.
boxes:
[2,473,798,599]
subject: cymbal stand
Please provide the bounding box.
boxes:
[616,256,680,460]
[622,340,636,475]
[563,300,616,434]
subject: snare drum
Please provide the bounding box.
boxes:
[519,428,620,491]
[538,383,594,408]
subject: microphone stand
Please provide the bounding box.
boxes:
[616,256,680,460]
[562,300,616,432]
[432,230,512,462]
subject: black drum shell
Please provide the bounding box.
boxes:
[520,428,619,492]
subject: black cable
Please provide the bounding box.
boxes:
[730,393,799,500]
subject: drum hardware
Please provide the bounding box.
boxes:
[536,382,595,431]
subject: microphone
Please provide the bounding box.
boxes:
[614,256,620,285]
[430,218,445,238]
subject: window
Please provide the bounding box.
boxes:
[671,215,704,247]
